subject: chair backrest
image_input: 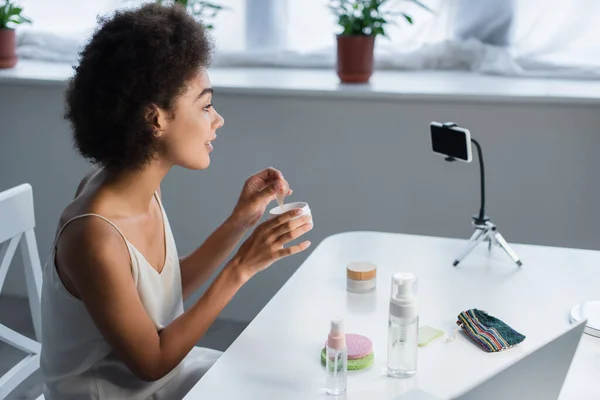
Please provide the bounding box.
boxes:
[0,183,44,400]
[0,184,36,244]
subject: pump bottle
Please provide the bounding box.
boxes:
[386,272,419,378]
[325,319,347,395]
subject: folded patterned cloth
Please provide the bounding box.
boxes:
[456,309,526,352]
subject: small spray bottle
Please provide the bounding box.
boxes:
[386,272,419,378]
[325,319,347,395]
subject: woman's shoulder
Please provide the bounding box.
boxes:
[55,167,129,275]
[53,195,132,298]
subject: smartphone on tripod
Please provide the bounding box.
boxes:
[430,122,473,163]
[429,121,522,267]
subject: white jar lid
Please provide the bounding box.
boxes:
[347,261,377,281]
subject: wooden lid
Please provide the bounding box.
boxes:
[347,262,377,281]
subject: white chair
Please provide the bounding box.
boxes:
[0,184,44,400]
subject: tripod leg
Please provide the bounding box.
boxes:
[453,228,488,267]
[492,230,523,267]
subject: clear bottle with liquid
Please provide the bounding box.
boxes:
[325,319,347,395]
[386,272,419,378]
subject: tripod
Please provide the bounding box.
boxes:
[441,123,522,267]
[453,216,522,267]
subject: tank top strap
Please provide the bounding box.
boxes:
[45,192,163,272]
[52,213,129,251]
[153,191,166,214]
[54,191,161,250]
[42,212,132,280]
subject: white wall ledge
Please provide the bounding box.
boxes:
[1,60,600,105]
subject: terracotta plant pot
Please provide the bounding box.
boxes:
[0,29,17,69]
[336,35,375,84]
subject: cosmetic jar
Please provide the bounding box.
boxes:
[346,262,377,293]
[269,202,311,220]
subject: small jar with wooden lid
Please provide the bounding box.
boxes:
[346,262,377,293]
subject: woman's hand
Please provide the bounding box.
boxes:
[231,167,291,229]
[228,209,313,282]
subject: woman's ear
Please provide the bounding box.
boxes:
[145,104,170,137]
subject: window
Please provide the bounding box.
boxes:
[17,0,115,34]
[16,0,244,52]
[282,0,448,54]
[511,0,600,69]
[13,0,600,79]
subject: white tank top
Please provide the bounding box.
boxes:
[39,193,221,400]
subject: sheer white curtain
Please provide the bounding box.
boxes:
[13,0,600,79]
[269,0,600,78]
[509,0,600,78]
[15,0,244,63]
[213,0,453,67]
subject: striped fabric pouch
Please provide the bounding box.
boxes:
[456,309,526,352]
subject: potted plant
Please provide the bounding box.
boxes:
[329,0,431,83]
[0,0,31,69]
[156,0,227,29]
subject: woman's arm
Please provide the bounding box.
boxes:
[157,184,246,300]
[57,208,311,382]
[177,167,291,299]
[179,216,246,300]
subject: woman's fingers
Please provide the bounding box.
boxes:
[276,241,312,259]
[270,215,312,239]
[273,216,313,244]
[263,208,302,230]
[257,167,283,181]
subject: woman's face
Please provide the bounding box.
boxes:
[159,69,224,170]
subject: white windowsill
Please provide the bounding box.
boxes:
[1,60,600,105]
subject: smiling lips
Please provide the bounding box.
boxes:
[205,135,216,151]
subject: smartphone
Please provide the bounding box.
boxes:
[430,122,472,163]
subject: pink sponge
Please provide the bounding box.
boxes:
[325,333,372,360]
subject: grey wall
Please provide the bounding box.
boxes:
[1,81,599,323]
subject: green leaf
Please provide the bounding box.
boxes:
[0,1,31,28]
[339,14,351,28]
[330,0,427,33]
[411,0,434,13]
[361,5,370,18]
[339,0,350,14]
[373,26,384,36]
[362,12,372,28]
[352,18,364,34]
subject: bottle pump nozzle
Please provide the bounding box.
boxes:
[328,319,346,350]
[390,272,418,318]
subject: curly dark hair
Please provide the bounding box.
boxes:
[65,3,213,172]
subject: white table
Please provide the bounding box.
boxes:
[184,232,600,399]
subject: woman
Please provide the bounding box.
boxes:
[39,3,313,399]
